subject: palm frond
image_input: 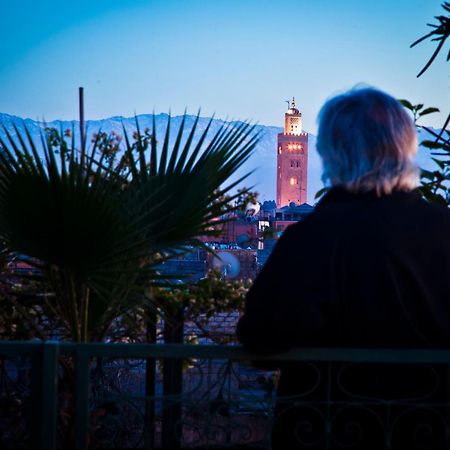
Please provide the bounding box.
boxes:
[0,114,258,341]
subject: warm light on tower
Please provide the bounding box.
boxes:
[276,97,308,207]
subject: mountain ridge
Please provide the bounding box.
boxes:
[0,112,439,205]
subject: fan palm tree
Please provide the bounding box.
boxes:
[0,114,259,342]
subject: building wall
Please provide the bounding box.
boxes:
[219,220,258,245]
[276,132,308,207]
[273,220,297,236]
[284,111,302,135]
[198,218,258,246]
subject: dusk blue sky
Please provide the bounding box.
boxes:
[1,0,448,133]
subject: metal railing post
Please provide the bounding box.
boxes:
[162,308,185,450]
[144,310,157,450]
[75,346,90,450]
[31,341,59,450]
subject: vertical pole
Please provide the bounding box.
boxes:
[161,306,184,450]
[79,87,85,152]
[31,342,59,450]
[75,346,90,450]
[144,310,157,450]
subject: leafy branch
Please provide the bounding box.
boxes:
[398,100,440,124]
[411,1,450,77]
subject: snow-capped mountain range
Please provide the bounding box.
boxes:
[0,112,439,205]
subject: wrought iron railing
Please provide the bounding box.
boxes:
[0,341,449,450]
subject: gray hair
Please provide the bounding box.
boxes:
[316,87,419,195]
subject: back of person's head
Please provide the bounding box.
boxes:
[316,86,419,195]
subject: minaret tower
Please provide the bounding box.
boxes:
[276,97,308,207]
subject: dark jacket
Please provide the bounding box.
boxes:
[237,188,450,351]
[236,188,450,449]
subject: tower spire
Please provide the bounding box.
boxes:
[284,98,301,135]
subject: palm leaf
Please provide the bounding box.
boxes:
[0,114,258,341]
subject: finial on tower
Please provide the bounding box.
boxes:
[283,96,302,135]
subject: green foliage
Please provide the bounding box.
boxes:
[0,114,259,341]
[418,128,450,206]
[116,115,260,250]
[398,100,440,124]
[398,100,449,205]
[314,186,330,201]
[402,2,450,207]
[152,270,251,344]
[410,1,450,77]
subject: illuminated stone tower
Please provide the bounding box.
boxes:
[276,97,308,207]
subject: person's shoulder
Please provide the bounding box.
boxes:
[287,189,357,229]
[276,220,304,243]
[278,189,450,245]
[312,187,449,220]
[415,196,450,219]
[415,199,450,239]
[392,192,450,228]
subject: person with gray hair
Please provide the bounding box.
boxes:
[317,87,419,195]
[237,87,450,449]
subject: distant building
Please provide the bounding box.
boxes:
[256,201,314,266]
[273,202,314,236]
[199,215,258,247]
[162,100,314,279]
[277,98,308,207]
[156,248,207,282]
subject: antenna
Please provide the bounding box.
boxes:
[79,87,85,150]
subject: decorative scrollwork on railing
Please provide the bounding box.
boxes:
[82,358,450,449]
[390,405,448,450]
[329,403,386,449]
[271,403,327,448]
[174,358,275,448]
[0,356,31,449]
[1,344,449,450]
